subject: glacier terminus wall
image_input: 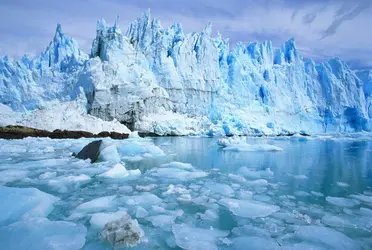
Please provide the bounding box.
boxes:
[0,11,370,136]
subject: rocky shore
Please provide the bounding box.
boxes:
[0,125,129,140]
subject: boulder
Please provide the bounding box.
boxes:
[74,140,103,163]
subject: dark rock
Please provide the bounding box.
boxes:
[109,132,129,139]
[0,125,129,140]
[75,140,103,163]
[97,131,111,137]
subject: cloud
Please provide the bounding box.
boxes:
[322,2,372,38]
[0,0,371,69]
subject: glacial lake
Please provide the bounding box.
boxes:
[0,135,372,249]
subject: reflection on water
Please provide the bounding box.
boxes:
[128,136,372,198]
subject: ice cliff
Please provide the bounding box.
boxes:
[0,10,370,135]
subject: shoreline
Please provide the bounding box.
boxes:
[0,125,129,140]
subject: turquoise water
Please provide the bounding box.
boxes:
[0,136,372,249]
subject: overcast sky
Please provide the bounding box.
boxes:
[0,0,371,69]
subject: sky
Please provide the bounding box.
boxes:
[0,0,371,69]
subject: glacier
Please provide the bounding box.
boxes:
[0,10,371,135]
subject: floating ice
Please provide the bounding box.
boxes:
[337,182,350,188]
[48,174,91,193]
[150,166,208,181]
[237,167,274,179]
[293,225,361,249]
[172,224,229,250]
[164,184,189,195]
[136,184,157,192]
[0,186,59,226]
[326,196,361,208]
[90,210,128,229]
[135,206,149,218]
[223,144,283,152]
[0,217,87,250]
[99,214,144,248]
[39,171,57,180]
[292,174,309,180]
[98,163,141,179]
[232,236,279,250]
[246,179,269,187]
[311,191,324,197]
[350,194,372,204]
[0,169,28,184]
[219,198,280,218]
[200,209,219,221]
[294,191,311,197]
[98,143,121,163]
[217,137,246,147]
[147,215,177,230]
[161,161,194,170]
[122,193,162,207]
[204,182,235,197]
[75,195,117,213]
[232,225,271,238]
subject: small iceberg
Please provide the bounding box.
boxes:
[217,137,282,152]
[99,163,141,179]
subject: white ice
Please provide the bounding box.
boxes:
[218,198,280,218]
[90,210,128,229]
[172,223,229,250]
[0,217,87,250]
[326,196,361,208]
[0,186,59,226]
[98,163,141,179]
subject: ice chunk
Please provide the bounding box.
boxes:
[172,224,229,250]
[39,171,57,180]
[359,207,372,216]
[232,225,271,238]
[320,214,371,233]
[164,184,189,195]
[219,198,280,218]
[136,184,157,192]
[128,131,140,138]
[99,214,144,248]
[217,137,246,147]
[311,191,324,197]
[98,163,141,179]
[237,167,274,179]
[90,210,128,229]
[75,195,117,213]
[223,144,283,152]
[232,236,279,250]
[228,174,247,183]
[205,182,234,197]
[236,190,253,200]
[150,167,208,181]
[135,206,149,218]
[147,215,177,229]
[292,174,308,180]
[294,225,361,249]
[98,143,121,163]
[48,174,91,193]
[326,196,361,208]
[161,161,194,170]
[246,179,269,187]
[294,191,311,197]
[0,169,28,184]
[337,182,350,188]
[0,186,59,226]
[123,193,162,206]
[200,209,219,221]
[350,194,372,204]
[0,217,87,250]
